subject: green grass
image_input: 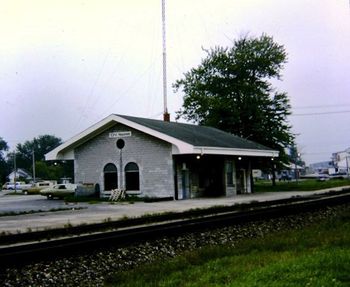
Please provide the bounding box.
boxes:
[64,195,110,203]
[254,178,350,192]
[4,191,26,195]
[0,207,85,218]
[105,207,350,287]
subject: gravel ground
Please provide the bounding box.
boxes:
[0,204,348,287]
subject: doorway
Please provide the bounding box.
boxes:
[236,169,246,194]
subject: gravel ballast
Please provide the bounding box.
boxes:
[0,204,348,286]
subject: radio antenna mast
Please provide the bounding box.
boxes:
[162,0,170,121]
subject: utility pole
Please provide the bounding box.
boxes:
[32,149,36,184]
[13,151,17,193]
[295,152,300,183]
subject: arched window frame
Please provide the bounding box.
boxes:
[125,162,140,191]
[103,163,118,191]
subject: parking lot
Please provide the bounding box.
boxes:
[0,190,90,213]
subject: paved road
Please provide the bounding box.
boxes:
[0,192,89,213]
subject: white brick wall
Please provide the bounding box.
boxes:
[74,123,174,198]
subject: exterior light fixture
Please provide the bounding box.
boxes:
[196,155,200,160]
[238,157,242,160]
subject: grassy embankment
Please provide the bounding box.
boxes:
[105,207,350,287]
[253,178,350,192]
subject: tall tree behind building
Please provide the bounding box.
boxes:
[14,135,62,170]
[0,137,9,183]
[174,34,294,163]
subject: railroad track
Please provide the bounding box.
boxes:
[0,190,349,268]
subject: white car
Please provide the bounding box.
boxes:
[2,182,32,190]
[40,183,77,199]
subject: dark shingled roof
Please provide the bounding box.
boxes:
[117,114,272,151]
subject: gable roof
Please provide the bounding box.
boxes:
[119,115,271,150]
[45,114,278,160]
[8,168,32,179]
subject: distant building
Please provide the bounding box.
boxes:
[309,161,335,174]
[332,147,350,173]
[279,163,305,181]
[7,168,32,182]
[46,114,278,199]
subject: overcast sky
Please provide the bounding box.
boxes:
[1,0,350,164]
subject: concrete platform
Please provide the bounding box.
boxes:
[0,187,349,234]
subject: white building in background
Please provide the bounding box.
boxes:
[7,168,32,182]
[332,147,350,174]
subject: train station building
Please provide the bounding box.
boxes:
[46,114,278,199]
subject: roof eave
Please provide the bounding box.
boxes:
[45,115,118,161]
[45,114,194,160]
[45,114,279,160]
[192,146,279,157]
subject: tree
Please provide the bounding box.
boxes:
[13,135,62,171]
[289,145,305,167]
[0,137,8,161]
[0,137,9,183]
[174,34,294,164]
[35,161,66,180]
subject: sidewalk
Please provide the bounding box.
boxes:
[0,187,349,234]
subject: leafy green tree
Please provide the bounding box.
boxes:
[13,135,62,171]
[289,145,305,167]
[174,34,294,165]
[5,135,69,182]
[0,137,9,184]
[35,161,66,180]
[0,137,8,161]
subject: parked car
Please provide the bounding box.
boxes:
[329,172,348,180]
[300,173,329,180]
[40,183,77,199]
[279,170,292,181]
[2,182,32,190]
[22,181,57,195]
[317,174,330,181]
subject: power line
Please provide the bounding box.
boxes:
[293,103,350,110]
[291,110,350,116]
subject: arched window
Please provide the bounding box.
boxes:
[125,162,140,191]
[104,163,118,191]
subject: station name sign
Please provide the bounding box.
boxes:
[109,131,132,138]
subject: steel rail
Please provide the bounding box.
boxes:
[0,192,349,268]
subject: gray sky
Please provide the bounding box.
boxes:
[1,0,349,165]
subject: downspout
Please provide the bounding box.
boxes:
[173,157,178,200]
